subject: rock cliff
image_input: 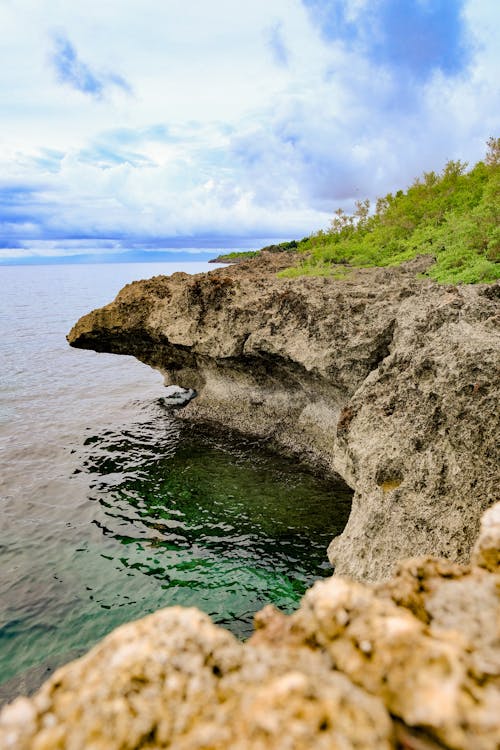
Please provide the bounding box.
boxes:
[2,502,499,749]
[68,252,499,581]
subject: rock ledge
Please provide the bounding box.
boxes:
[68,254,500,580]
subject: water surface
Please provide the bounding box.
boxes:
[0,262,351,700]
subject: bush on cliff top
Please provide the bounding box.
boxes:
[280,138,500,284]
[214,242,300,263]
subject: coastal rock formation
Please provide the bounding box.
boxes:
[68,252,500,581]
[2,501,499,749]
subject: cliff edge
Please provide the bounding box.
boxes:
[68,253,499,581]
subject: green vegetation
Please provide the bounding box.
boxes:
[280,138,500,284]
[214,241,302,262]
[213,250,260,262]
[259,240,303,253]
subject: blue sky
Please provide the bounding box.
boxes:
[0,0,498,261]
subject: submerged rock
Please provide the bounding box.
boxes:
[1,502,499,749]
[68,252,500,581]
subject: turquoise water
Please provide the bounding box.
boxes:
[0,262,351,700]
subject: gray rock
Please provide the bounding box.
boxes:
[68,253,500,581]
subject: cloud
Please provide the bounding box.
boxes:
[78,143,153,169]
[267,22,290,67]
[302,0,471,81]
[50,32,131,98]
[104,125,171,147]
[371,0,470,79]
[32,148,65,173]
[0,184,52,248]
[0,0,498,260]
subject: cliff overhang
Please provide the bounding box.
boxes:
[68,252,500,581]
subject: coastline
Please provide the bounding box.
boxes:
[1,252,499,748]
[68,251,500,581]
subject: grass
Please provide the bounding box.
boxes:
[279,138,500,284]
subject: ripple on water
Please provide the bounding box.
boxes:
[0,262,353,704]
[1,399,352,697]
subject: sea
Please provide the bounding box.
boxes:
[0,261,352,703]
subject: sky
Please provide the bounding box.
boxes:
[0,0,498,262]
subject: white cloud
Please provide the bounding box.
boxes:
[0,0,498,256]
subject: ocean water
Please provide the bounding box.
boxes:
[0,262,352,701]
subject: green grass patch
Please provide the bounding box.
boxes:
[280,138,500,284]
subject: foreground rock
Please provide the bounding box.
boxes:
[68,253,499,581]
[2,502,499,749]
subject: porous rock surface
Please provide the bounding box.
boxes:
[68,252,500,581]
[1,502,499,749]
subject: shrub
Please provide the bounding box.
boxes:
[281,140,500,284]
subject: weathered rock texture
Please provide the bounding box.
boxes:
[2,502,499,749]
[68,253,500,581]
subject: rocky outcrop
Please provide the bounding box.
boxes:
[68,252,499,581]
[2,502,499,749]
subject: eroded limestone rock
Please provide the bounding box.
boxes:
[1,503,499,749]
[0,608,393,750]
[68,254,500,581]
[472,502,500,572]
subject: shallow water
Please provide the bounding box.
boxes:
[0,262,351,700]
